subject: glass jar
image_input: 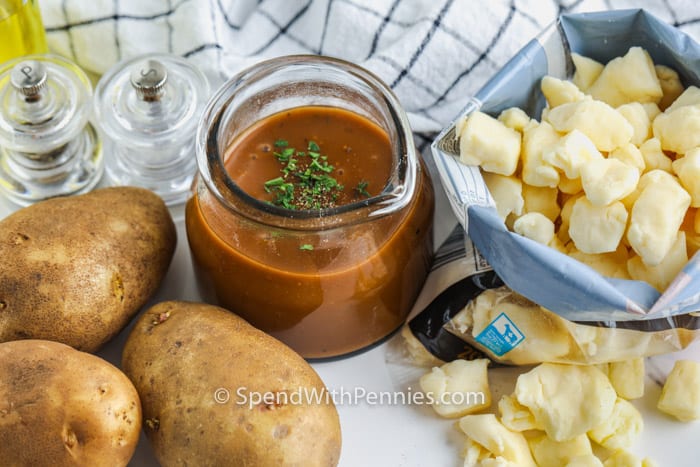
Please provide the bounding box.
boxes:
[186,55,434,359]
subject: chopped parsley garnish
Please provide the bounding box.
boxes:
[264,140,347,210]
[355,180,370,198]
[299,244,314,251]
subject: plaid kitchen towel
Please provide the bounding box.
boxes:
[39,0,700,142]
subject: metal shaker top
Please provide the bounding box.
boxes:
[94,54,209,149]
[0,54,93,153]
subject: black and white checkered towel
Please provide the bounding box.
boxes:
[40,0,700,145]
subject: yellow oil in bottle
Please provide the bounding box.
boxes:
[0,0,48,64]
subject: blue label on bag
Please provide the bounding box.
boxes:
[474,312,524,356]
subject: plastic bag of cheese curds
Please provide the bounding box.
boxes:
[404,9,700,366]
[401,225,700,366]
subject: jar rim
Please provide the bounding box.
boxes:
[195,54,418,228]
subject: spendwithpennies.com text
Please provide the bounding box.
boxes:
[213,386,486,409]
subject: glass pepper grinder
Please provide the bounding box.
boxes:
[0,54,103,205]
[94,54,209,206]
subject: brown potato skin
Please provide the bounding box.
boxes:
[122,301,342,467]
[0,339,142,467]
[0,187,176,352]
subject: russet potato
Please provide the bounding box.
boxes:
[122,301,342,467]
[0,339,142,466]
[0,187,176,351]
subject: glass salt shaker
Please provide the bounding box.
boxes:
[93,54,209,205]
[0,54,102,205]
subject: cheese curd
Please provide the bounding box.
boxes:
[672,147,700,207]
[458,47,695,293]
[652,105,700,154]
[616,102,652,146]
[461,438,489,466]
[586,47,663,108]
[497,107,531,132]
[603,450,644,467]
[521,120,561,187]
[587,398,644,450]
[482,172,524,220]
[638,137,672,173]
[657,359,700,421]
[580,158,639,206]
[557,193,582,244]
[606,358,645,400]
[513,212,555,245]
[544,129,603,179]
[459,111,521,176]
[609,143,645,175]
[497,394,541,432]
[541,75,585,108]
[458,414,536,467]
[528,433,593,467]
[419,359,491,418]
[569,197,628,254]
[627,170,690,266]
[571,53,603,91]
[514,363,616,441]
[558,174,583,195]
[546,98,633,152]
[522,184,560,221]
[626,231,687,292]
[422,351,661,467]
[663,85,700,113]
[567,455,604,467]
[655,64,684,110]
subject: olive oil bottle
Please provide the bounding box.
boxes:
[0,0,48,64]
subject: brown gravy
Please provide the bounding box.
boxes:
[186,106,434,358]
[227,106,393,209]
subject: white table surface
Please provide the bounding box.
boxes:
[1,181,699,467]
